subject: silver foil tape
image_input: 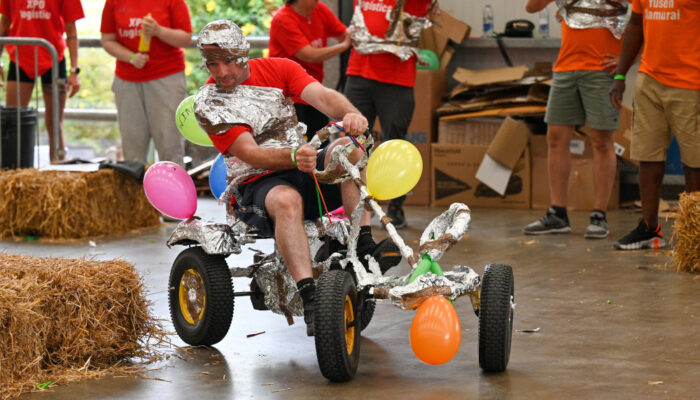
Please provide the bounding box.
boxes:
[197,20,251,65]
[419,203,471,262]
[167,217,243,255]
[556,0,628,39]
[371,266,481,309]
[350,0,433,61]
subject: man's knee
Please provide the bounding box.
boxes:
[266,187,303,220]
[547,125,574,149]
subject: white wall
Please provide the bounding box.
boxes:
[439,0,562,38]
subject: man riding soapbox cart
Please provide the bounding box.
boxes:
[166,126,515,382]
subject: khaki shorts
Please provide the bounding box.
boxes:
[545,70,620,131]
[631,73,700,167]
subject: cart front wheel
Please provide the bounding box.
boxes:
[169,247,233,346]
[314,270,361,382]
[478,263,514,372]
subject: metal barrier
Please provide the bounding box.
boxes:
[0,37,60,165]
[49,36,270,122]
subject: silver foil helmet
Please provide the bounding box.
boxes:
[197,20,251,67]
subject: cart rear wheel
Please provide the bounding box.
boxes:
[169,247,233,346]
[478,264,514,372]
[314,270,360,382]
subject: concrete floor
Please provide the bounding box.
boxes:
[5,199,699,400]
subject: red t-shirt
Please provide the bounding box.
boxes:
[0,0,84,78]
[204,58,317,154]
[100,0,192,82]
[269,3,347,83]
[346,0,432,87]
[632,0,700,90]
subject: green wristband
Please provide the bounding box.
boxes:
[129,52,135,64]
[613,74,626,81]
[291,147,298,167]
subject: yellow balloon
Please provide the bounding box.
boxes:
[175,95,214,147]
[366,140,423,200]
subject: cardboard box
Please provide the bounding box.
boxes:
[530,134,619,210]
[438,116,502,145]
[420,11,471,68]
[476,117,531,196]
[409,69,446,143]
[431,143,531,209]
[404,142,431,206]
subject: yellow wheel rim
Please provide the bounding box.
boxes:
[344,294,355,355]
[179,268,206,325]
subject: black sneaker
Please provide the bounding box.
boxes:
[613,220,666,250]
[584,210,609,239]
[523,207,571,235]
[386,203,406,229]
[303,300,315,337]
[357,238,402,274]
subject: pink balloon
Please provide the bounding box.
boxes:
[143,161,197,220]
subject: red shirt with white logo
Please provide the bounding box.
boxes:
[204,58,317,154]
[100,0,192,82]
[0,0,84,78]
[269,3,347,83]
[346,0,432,87]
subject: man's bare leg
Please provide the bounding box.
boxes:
[589,128,617,211]
[265,185,313,282]
[265,184,316,335]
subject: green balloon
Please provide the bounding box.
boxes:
[175,95,213,147]
[416,49,439,70]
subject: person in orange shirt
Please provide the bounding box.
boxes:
[523,0,627,239]
[609,0,700,250]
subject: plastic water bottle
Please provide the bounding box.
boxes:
[483,4,494,38]
[539,8,550,39]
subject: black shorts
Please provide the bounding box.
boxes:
[234,147,343,237]
[7,58,67,85]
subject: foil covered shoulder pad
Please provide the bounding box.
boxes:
[193,84,292,136]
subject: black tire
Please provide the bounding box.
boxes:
[314,270,361,382]
[478,264,514,373]
[169,247,233,346]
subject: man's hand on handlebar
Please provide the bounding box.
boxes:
[341,112,368,136]
[295,143,317,173]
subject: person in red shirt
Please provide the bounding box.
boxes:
[610,0,700,250]
[344,0,435,229]
[0,0,84,163]
[194,20,399,336]
[100,0,192,166]
[269,0,351,135]
[523,0,626,239]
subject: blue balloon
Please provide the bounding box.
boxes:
[209,154,227,199]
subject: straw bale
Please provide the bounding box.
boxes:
[671,192,700,273]
[0,169,160,239]
[0,253,166,399]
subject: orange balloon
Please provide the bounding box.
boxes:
[409,295,461,365]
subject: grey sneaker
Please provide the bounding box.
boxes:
[523,207,571,235]
[584,211,609,239]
